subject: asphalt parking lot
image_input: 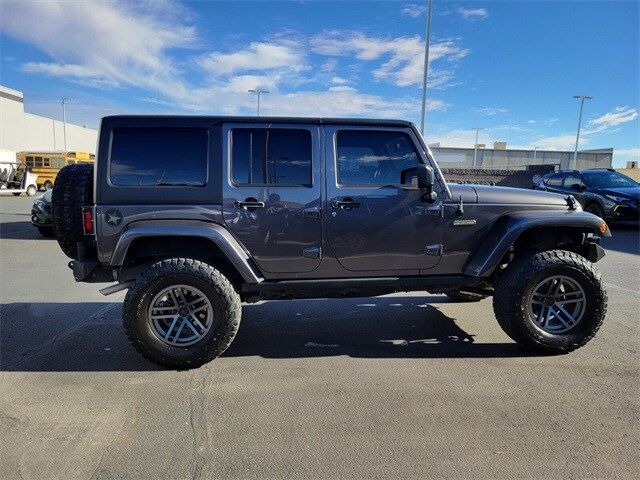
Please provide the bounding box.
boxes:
[1,194,638,480]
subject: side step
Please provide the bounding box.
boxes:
[242,275,490,301]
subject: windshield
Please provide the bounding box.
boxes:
[581,171,639,189]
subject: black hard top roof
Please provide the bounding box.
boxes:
[101,115,415,128]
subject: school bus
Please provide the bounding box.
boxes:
[17,151,95,190]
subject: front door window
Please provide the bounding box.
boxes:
[325,127,443,272]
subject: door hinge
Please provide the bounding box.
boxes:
[425,202,444,218]
[424,244,443,256]
[303,246,322,259]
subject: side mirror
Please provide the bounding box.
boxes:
[569,183,584,192]
[401,164,437,202]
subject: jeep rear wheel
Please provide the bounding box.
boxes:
[493,250,606,354]
[51,163,94,258]
[123,258,241,369]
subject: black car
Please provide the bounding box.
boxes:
[31,189,55,237]
[537,168,640,221]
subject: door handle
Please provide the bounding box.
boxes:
[234,199,265,209]
[331,198,360,210]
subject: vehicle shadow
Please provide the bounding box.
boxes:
[0,221,50,240]
[1,296,528,372]
[602,223,640,255]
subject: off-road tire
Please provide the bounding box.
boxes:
[51,163,94,259]
[493,250,606,353]
[26,185,37,196]
[37,226,55,237]
[443,289,488,302]
[123,258,242,369]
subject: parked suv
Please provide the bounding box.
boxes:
[52,116,610,368]
[537,168,640,221]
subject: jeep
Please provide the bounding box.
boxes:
[51,116,610,368]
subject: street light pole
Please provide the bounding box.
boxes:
[61,97,73,153]
[572,94,593,169]
[472,127,483,167]
[419,0,433,136]
[248,89,270,116]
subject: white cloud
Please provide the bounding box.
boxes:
[586,106,638,133]
[259,90,445,118]
[3,2,453,120]
[310,32,468,88]
[614,148,640,159]
[401,4,426,18]
[2,0,194,101]
[199,42,304,75]
[331,76,351,85]
[530,134,583,151]
[458,7,489,20]
[476,107,507,116]
[429,129,492,148]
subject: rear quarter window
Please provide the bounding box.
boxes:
[109,127,208,186]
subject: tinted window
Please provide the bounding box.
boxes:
[582,170,639,188]
[232,129,311,186]
[545,174,563,187]
[336,131,420,185]
[110,127,208,186]
[563,173,584,187]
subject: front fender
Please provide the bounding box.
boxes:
[110,220,263,284]
[464,210,610,277]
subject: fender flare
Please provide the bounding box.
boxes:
[110,220,263,284]
[464,210,609,277]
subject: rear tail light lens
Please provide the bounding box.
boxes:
[82,207,94,234]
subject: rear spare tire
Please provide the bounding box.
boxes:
[51,163,94,259]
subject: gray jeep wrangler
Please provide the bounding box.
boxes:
[52,116,609,368]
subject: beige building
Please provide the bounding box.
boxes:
[430,144,613,171]
[0,85,97,154]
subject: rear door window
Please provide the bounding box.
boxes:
[109,127,208,186]
[545,173,564,187]
[231,128,312,186]
[563,173,584,188]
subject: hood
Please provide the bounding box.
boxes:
[597,186,640,198]
[448,183,568,206]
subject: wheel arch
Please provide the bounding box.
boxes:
[464,210,610,278]
[111,220,263,285]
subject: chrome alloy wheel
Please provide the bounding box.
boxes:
[148,285,213,346]
[529,275,587,334]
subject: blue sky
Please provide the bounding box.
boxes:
[1,0,638,166]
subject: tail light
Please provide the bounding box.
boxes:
[82,206,94,234]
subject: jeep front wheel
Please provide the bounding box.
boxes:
[123,258,241,369]
[493,250,606,354]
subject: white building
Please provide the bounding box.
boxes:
[0,85,97,154]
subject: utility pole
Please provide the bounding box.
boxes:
[472,127,483,167]
[419,0,433,136]
[572,95,593,169]
[61,97,73,153]
[248,89,269,116]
